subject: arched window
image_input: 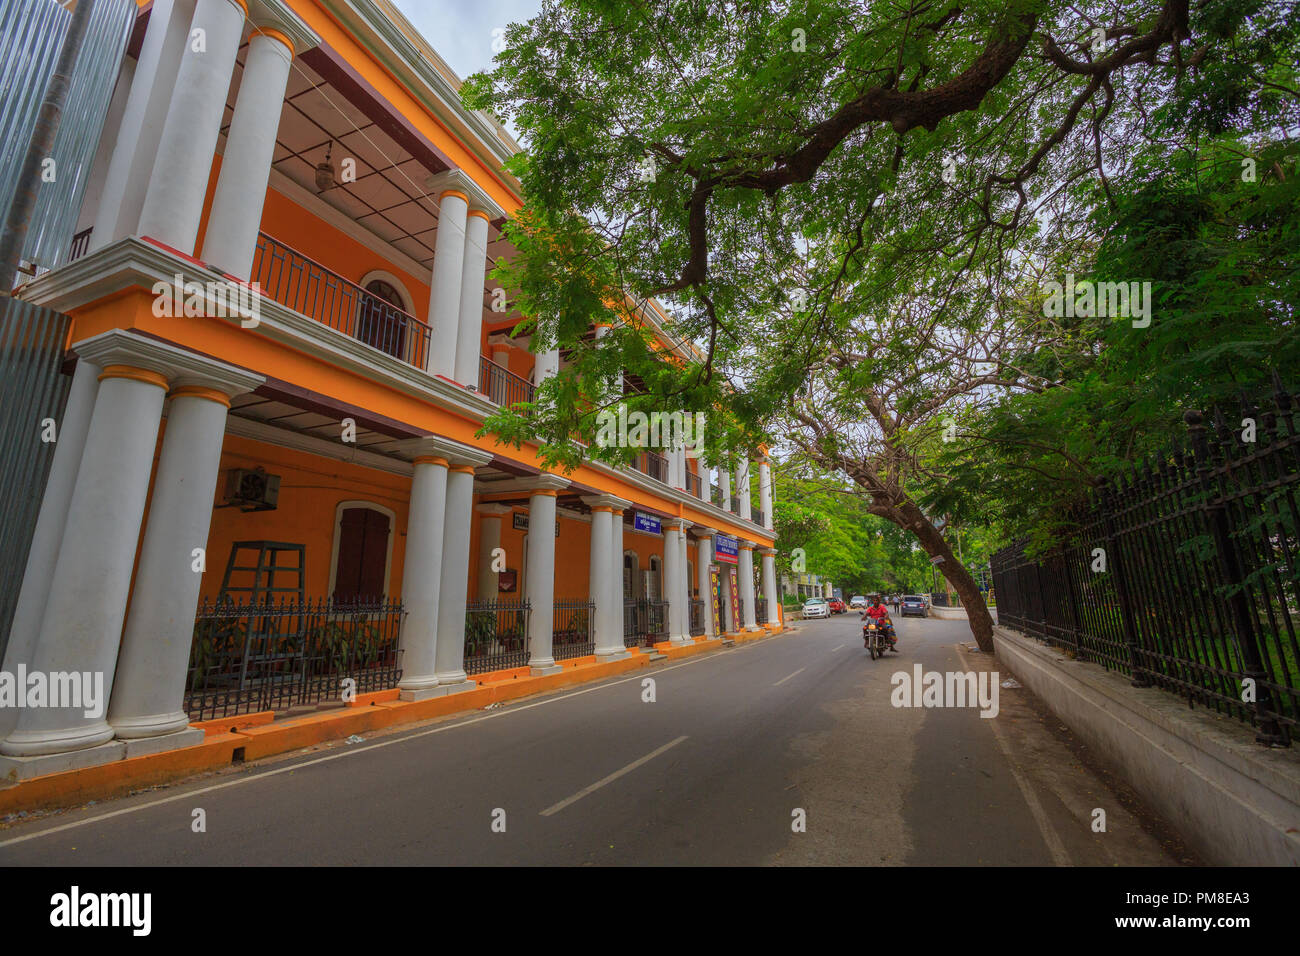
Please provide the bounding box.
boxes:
[356,278,409,360]
[648,555,662,601]
[623,551,639,600]
[330,502,394,602]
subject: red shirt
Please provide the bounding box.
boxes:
[865,604,889,620]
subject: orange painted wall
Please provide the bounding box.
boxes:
[200,433,411,602]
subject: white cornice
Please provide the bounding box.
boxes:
[327,0,521,180]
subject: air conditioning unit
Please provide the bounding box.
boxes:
[224,467,280,512]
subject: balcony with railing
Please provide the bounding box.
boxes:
[642,451,669,484]
[685,470,702,499]
[251,232,433,370]
[479,355,535,410]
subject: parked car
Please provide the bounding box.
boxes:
[802,598,830,619]
[828,598,846,614]
[849,595,867,608]
[900,595,928,617]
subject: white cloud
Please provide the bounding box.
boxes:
[392,0,543,82]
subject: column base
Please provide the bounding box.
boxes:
[0,719,116,757]
[668,635,693,645]
[110,709,193,740]
[746,626,763,632]
[595,649,633,662]
[121,726,204,757]
[400,680,477,701]
[529,663,563,676]
[0,739,125,782]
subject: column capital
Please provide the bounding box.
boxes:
[75,330,264,397]
[520,474,571,494]
[392,435,494,468]
[247,0,322,57]
[759,547,777,556]
[664,517,693,532]
[426,169,506,220]
[581,493,632,511]
[692,527,718,538]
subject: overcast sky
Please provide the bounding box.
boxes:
[392,0,544,83]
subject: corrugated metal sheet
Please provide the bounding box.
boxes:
[27,0,135,268]
[0,298,71,659]
[0,0,135,270]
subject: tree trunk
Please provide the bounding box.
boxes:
[893,500,995,652]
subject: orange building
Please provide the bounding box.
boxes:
[1,0,779,772]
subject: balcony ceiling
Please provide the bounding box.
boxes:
[221,41,520,324]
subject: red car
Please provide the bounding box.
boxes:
[828,598,847,614]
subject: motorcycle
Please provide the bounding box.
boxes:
[862,616,896,660]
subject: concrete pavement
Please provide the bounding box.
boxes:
[0,614,1195,865]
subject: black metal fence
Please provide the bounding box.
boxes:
[689,598,704,636]
[625,598,669,647]
[991,391,1300,746]
[464,599,531,675]
[553,598,594,660]
[756,596,768,625]
[184,597,404,721]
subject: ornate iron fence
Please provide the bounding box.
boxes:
[756,596,768,625]
[464,599,531,675]
[553,598,594,660]
[644,452,669,484]
[624,598,668,647]
[991,388,1300,746]
[250,232,433,370]
[685,471,702,498]
[689,598,704,636]
[184,597,404,721]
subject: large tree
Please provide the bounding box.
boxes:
[465,0,1276,649]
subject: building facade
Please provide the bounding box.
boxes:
[0,0,779,772]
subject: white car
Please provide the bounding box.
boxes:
[849,595,867,608]
[802,598,830,619]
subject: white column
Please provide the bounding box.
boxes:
[535,347,560,383]
[696,530,715,637]
[737,459,753,522]
[679,524,690,632]
[109,371,263,742]
[1,365,169,756]
[664,518,691,644]
[200,29,295,278]
[758,458,774,529]
[92,0,198,250]
[525,478,568,673]
[476,504,510,599]
[396,456,449,699]
[721,468,732,511]
[761,548,779,628]
[454,209,491,387]
[739,542,759,631]
[586,504,617,658]
[426,187,469,379]
[136,0,246,255]
[0,356,100,742]
[434,464,479,686]
[609,507,625,638]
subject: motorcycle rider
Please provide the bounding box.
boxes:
[860,595,897,648]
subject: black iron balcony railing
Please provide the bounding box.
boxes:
[753,509,766,527]
[685,471,702,498]
[624,598,668,648]
[479,355,535,410]
[464,598,531,675]
[251,232,433,370]
[689,598,705,636]
[69,227,92,262]
[185,596,404,721]
[709,483,722,506]
[644,452,669,484]
[553,598,594,661]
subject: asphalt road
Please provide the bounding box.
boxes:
[0,614,1194,865]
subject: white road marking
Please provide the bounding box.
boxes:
[0,634,797,848]
[830,645,845,653]
[773,667,806,686]
[539,735,688,817]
